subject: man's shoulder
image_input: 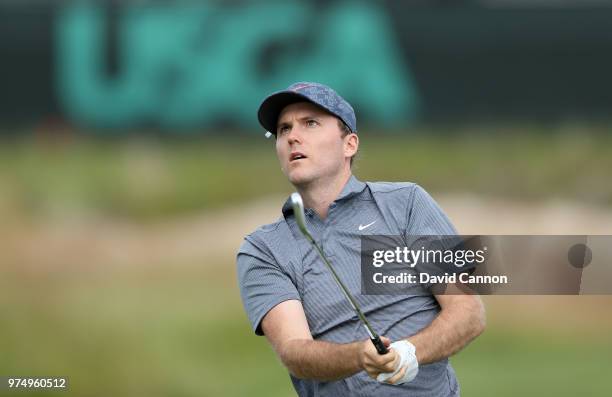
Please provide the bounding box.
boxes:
[364,181,435,217]
[239,217,286,253]
[366,180,419,195]
[246,217,285,238]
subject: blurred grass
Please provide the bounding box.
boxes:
[454,328,611,396]
[0,265,294,397]
[1,264,611,397]
[1,124,611,221]
[0,135,285,220]
[2,125,611,396]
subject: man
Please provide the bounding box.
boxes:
[237,82,485,396]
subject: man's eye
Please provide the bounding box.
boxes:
[278,126,290,134]
[306,119,319,127]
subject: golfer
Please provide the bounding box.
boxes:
[237,82,485,396]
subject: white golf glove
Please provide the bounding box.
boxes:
[376,340,419,385]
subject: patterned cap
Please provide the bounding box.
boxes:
[258,82,357,136]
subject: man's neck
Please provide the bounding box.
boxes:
[297,171,352,220]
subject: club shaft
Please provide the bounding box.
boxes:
[290,192,387,354]
[305,232,378,339]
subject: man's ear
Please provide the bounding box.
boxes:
[344,133,359,158]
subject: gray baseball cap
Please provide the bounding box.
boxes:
[257,82,357,136]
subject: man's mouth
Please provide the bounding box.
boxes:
[290,152,307,162]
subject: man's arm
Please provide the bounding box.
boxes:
[261,300,402,382]
[406,284,486,364]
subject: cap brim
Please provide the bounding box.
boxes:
[257,91,314,135]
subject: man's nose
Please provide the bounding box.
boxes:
[287,127,303,144]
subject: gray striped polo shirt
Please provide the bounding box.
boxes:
[237,176,460,397]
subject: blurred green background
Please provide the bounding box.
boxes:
[2,128,612,397]
[2,1,612,396]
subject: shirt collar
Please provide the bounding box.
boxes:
[281,175,367,216]
[336,175,367,201]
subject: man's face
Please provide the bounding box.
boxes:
[275,102,355,187]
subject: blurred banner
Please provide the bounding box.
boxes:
[2,0,612,131]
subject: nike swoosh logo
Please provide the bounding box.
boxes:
[358,221,376,231]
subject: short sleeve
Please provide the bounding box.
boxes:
[236,237,301,336]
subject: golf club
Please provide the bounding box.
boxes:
[290,192,388,355]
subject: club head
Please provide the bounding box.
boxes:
[290,192,310,237]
